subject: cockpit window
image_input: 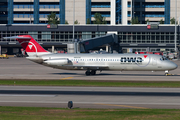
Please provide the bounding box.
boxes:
[164,57,168,60]
[161,57,168,61]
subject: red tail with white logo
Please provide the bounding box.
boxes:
[16,35,50,56]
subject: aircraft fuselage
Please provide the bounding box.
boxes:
[28,53,177,72]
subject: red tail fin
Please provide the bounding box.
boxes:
[16,35,50,56]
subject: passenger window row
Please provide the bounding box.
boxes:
[70,57,143,63]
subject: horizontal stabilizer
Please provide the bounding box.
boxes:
[3,36,31,40]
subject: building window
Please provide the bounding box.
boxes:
[42,32,51,40]
[82,32,92,39]
[128,2,131,8]
[28,32,38,40]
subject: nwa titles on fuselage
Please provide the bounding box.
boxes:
[4,35,178,76]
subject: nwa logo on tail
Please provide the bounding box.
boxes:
[18,35,50,56]
[28,45,33,49]
[19,41,38,53]
[3,35,50,56]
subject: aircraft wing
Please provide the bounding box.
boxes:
[64,65,109,70]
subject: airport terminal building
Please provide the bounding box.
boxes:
[0,0,178,25]
[0,0,180,55]
[0,24,179,54]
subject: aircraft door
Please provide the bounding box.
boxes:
[152,58,157,66]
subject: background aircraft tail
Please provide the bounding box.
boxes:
[5,35,50,56]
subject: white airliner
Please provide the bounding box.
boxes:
[4,35,178,76]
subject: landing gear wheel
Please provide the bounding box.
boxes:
[91,70,96,75]
[85,71,91,76]
[165,70,169,76]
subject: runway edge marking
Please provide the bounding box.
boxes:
[95,103,148,109]
[60,77,73,80]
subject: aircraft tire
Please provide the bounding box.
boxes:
[91,70,96,75]
[85,71,91,76]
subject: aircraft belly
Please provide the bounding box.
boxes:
[108,63,134,70]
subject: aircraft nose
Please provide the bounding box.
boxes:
[174,63,178,69]
[171,63,178,70]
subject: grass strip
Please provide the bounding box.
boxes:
[0,106,180,120]
[0,80,180,87]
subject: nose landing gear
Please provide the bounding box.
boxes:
[165,70,169,76]
[165,70,174,76]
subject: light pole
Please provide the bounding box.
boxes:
[30,0,31,24]
[175,0,177,52]
[73,0,76,53]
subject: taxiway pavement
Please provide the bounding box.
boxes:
[0,58,180,109]
[0,57,179,81]
[0,86,180,109]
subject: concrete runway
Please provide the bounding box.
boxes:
[0,58,180,109]
[0,57,179,81]
[0,86,180,109]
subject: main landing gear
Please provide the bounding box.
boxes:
[165,70,173,76]
[85,70,96,76]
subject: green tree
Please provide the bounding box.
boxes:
[93,13,107,24]
[159,19,164,24]
[47,12,59,25]
[146,19,150,24]
[131,17,139,24]
[102,17,107,24]
[170,17,176,24]
[65,20,69,24]
[74,20,79,24]
[87,18,91,24]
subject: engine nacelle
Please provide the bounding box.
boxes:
[43,58,68,66]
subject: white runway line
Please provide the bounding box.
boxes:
[0,101,180,105]
[0,94,56,97]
